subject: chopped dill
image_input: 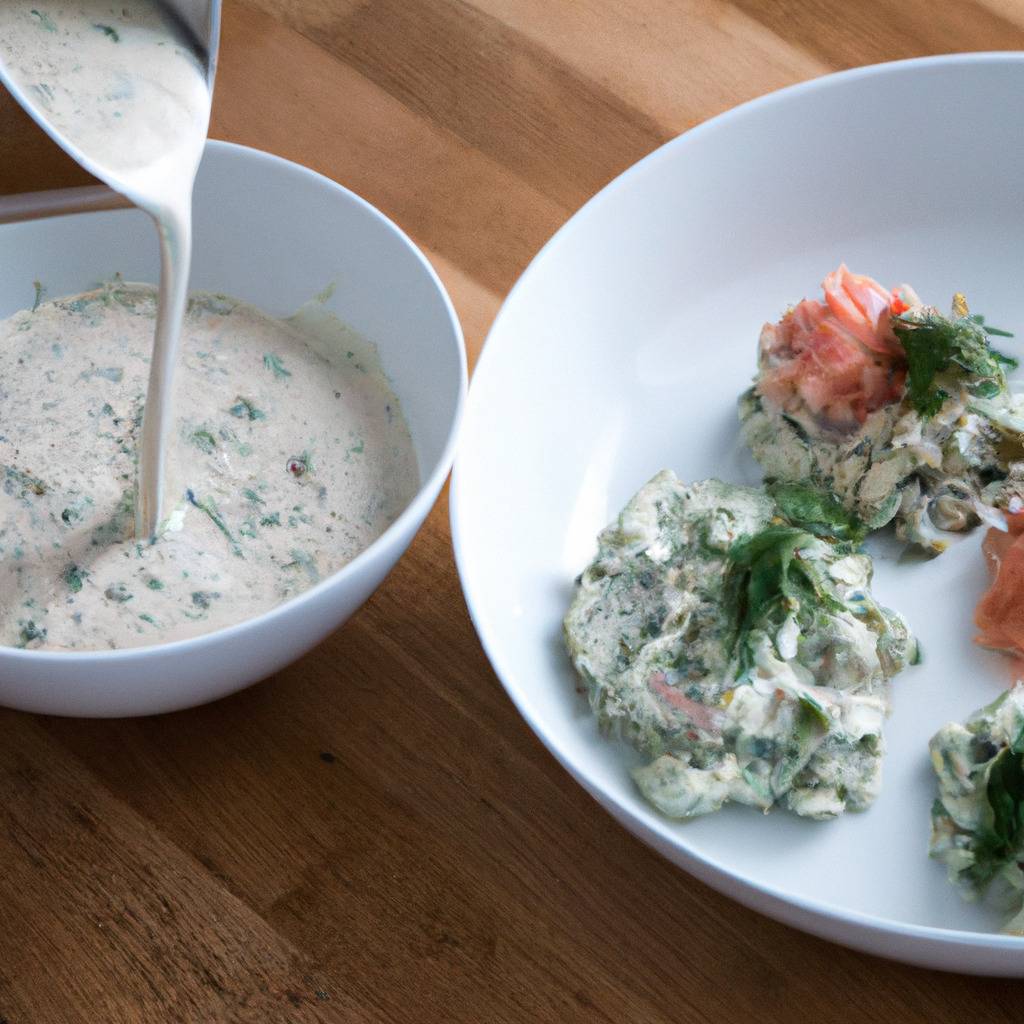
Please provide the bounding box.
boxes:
[62,563,88,593]
[228,396,266,421]
[263,352,292,380]
[186,489,243,557]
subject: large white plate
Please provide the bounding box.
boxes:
[451,54,1024,974]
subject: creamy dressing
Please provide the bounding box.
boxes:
[0,283,419,650]
[0,0,211,535]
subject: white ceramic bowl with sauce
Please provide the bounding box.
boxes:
[0,140,465,716]
[452,54,1024,973]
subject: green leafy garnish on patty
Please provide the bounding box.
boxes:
[894,305,1016,417]
[963,746,1024,890]
[723,526,844,677]
[767,480,866,543]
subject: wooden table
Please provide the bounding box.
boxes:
[2,2,1024,1020]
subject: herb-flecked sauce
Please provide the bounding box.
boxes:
[0,283,419,650]
[0,0,212,535]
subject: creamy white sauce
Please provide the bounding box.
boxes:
[0,283,419,650]
[0,0,211,534]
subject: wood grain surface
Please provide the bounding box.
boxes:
[2,2,1024,1020]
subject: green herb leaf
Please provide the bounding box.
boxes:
[62,563,88,593]
[798,693,831,730]
[767,481,866,542]
[723,527,843,677]
[17,620,47,647]
[263,353,291,380]
[30,9,56,31]
[93,22,119,40]
[965,748,1024,890]
[190,428,218,454]
[282,548,320,583]
[186,489,243,557]
[894,306,1016,418]
[228,396,266,421]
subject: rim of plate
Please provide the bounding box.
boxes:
[451,51,1024,960]
[0,139,467,662]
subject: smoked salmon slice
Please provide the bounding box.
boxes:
[757,264,916,429]
[975,512,1024,657]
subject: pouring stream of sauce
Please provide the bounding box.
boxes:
[0,1,211,537]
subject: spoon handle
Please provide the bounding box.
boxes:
[0,184,133,225]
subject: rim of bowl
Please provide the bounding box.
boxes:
[0,138,467,662]
[451,51,1024,957]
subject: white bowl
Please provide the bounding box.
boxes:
[452,54,1024,974]
[0,140,465,717]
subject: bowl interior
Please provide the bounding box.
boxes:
[454,54,1024,955]
[0,141,463,714]
[0,141,463,485]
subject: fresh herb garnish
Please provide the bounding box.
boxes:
[93,22,119,40]
[963,747,1024,890]
[767,481,865,542]
[894,304,1017,417]
[723,527,843,677]
[32,280,45,312]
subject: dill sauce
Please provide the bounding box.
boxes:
[0,285,419,650]
[0,4,420,649]
[0,0,211,536]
